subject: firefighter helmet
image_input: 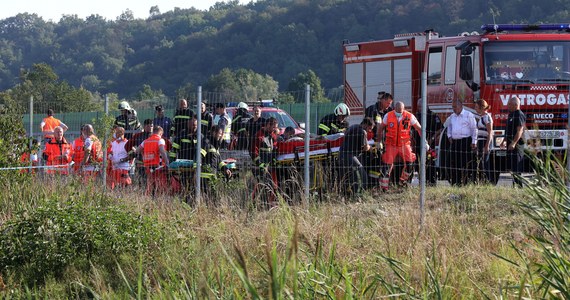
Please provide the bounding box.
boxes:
[334,103,350,116]
[237,102,249,110]
[118,101,131,110]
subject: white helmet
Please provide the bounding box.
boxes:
[118,101,131,110]
[334,103,350,116]
[237,102,249,110]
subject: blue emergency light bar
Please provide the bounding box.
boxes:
[481,23,570,32]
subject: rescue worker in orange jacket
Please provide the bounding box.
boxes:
[42,126,73,175]
[377,101,423,190]
[250,117,279,208]
[135,126,170,197]
[72,124,103,179]
[41,109,68,142]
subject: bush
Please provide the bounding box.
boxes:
[0,198,163,285]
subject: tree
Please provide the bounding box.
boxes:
[204,68,278,102]
[149,6,161,18]
[287,70,329,103]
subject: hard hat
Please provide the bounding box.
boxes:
[118,101,131,110]
[237,102,249,110]
[334,103,350,116]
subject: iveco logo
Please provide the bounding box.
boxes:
[533,113,554,119]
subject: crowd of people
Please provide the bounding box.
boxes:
[318,92,527,195]
[23,94,527,207]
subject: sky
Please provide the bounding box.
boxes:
[0,0,252,21]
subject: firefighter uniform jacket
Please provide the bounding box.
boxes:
[171,108,195,138]
[170,132,207,161]
[251,129,277,167]
[203,139,228,179]
[201,111,214,136]
[231,109,252,150]
[115,114,141,139]
[365,103,393,125]
[317,113,349,136]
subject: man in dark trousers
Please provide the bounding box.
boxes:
[338,118,374,195]
[503,96,526,187]
[170,117,207,201]
[445,100,477,186]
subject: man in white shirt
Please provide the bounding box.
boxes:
[445,100,477,185]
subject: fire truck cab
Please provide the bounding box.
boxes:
[344,24,570,184]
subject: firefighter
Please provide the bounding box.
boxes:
[170,99,194,139]
[170,117,208,201]
[377,101,423,190]
[231,102,252,150]
[40,109,68,143]
[371,92,394,142]
[115,101,141,139]
[365,92,393,141]
[72,124,103,181]
[203,125,233,204]
[42,126,73,175]
[135,126,170,197]
[338,118,374,195]
[200,101,214,136]
[317,103,350,136]
[251,117,279,208]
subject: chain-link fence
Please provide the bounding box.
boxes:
[10,79,558,209]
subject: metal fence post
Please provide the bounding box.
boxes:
[304,85,311,203]
[29,96,34,172]
[195,86,202,205]
[102,95,109,190]
[420,72,427,227]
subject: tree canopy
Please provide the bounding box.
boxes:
[0,0,568,100]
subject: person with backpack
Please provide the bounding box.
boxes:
[72,124,103,181]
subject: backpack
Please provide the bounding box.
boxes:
[89,136,104,163]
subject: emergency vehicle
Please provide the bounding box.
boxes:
[343,24,570,182]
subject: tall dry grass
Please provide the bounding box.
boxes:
[0,169,561,298]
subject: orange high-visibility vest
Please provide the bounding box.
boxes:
[143,134,163,167]
[44,138,73,174]
[41,116,61,138]
[385,110,413,147]
[72,136,86,167]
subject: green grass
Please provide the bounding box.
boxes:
[0,167,566,298]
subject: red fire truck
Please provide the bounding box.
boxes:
[343,24,570,183]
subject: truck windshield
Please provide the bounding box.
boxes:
[484,41,570,83]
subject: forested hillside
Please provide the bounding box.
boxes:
[1,0,569,98]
